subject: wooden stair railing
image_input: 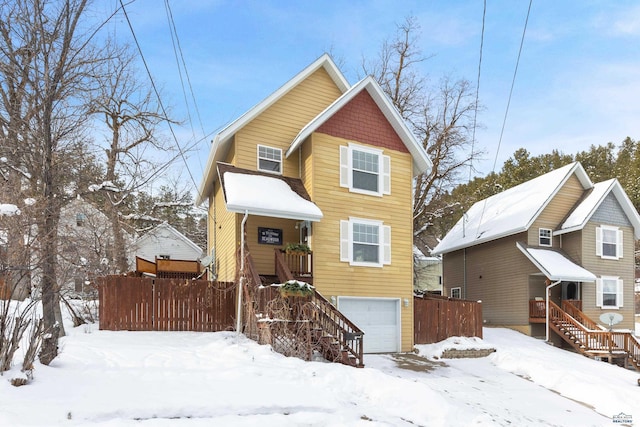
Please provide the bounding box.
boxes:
[274,248,364,367]
[548,301,639,369]
[561,300,604,331]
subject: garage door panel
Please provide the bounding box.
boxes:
[338,297,399,353]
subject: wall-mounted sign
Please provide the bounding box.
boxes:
[258,227,282,245]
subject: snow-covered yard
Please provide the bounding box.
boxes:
[0,313,639,426]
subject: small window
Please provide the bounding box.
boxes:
[596,225,623,260]
[539,228,552,246]
[340,218,391,267]
[76,212,86,227]
[257,145,282,174]
[596,276,623,309]
[451,287,461,299]
[340,144,390,196]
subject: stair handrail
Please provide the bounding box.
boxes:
[549,300,625,353]
[624,334,640,369]
[561,300,604,331]
[274,248,364,367]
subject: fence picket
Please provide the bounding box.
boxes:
[414,295,483,344]
[97,276,236,332]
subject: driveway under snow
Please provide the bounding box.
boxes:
[0,324,638,426]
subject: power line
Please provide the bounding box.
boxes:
[469,0,486,183]
[164,0,207,176]
[118,0,201,196]
[476,0,533,239]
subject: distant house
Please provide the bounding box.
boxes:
[57,196,132,294]
[433,162,640,343]
[133,222,203,262]
[196,54,431,353]
[413,245,442,295]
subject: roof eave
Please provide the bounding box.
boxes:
[432,226,528,255]
[226,205,323,222]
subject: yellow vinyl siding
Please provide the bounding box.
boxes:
[308,132,415,351]
[245,216,298,276]
[213,181,239,282]
[528,174,584,246]
[233,68,343,177]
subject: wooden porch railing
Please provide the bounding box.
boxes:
[243,246,364,367]
[275,249,313,283]
[561,300,603,331]
[547,300,639,369]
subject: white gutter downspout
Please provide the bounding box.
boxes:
[236,210,249,338]
[545,279,562,342]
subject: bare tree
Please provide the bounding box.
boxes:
[0,0,105,365]
[90,46,176,273]
[363,16,483,244]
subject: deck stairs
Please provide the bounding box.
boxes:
[548,300,640,370]
[240,247,364,368]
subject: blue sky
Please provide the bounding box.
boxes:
[98,0,640,194]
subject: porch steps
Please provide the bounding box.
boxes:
[549,303,639,370]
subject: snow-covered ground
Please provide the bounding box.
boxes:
[0,311,639,426]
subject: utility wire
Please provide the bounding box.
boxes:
[118,0,201,197]
[475,0,533,239]
[469,0,486,183]
[164,0,207,176]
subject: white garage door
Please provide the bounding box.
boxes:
[338,297,400,353]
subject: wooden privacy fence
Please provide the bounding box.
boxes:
[98,276,236,332]
[414,294,483,344]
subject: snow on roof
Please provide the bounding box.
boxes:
[559,178,640,238]
[221,171,323,222]
[432,162,591,255]
[0,203,20,216]
[516,243,596,282]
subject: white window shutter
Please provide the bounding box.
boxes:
[382,155,391,195]
[382,225,391,265]
[617,278,624,308]
[617,229,623,258]
[595,226,602,256]
[339,146,349,188]
[340,220,350,262]
[595,278,603,307]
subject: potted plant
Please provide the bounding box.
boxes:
[284,242,310,255]
[278,280,314,298]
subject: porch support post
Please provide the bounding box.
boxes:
[236,210,249,337]
[545,279,562,342]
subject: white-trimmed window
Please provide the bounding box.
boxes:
[340,143,390,196]
[539,228,552,246]
[257,145,282,174]
[596,276,623,309]
[450,287,461,299]
[596,225,623,259]
[340,218,391,267]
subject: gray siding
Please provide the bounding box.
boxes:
[591,193,632,227]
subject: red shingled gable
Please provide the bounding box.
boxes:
[317,90,408,153]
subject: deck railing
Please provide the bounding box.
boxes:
[275,249,313,282]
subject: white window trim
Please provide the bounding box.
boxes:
[450,287,461,299]
[596,275,623,309]
[340,217,391,267]
[538,228,552,247]
[257,145,282,175]
[339,143,390,197]
[595,225,623,260]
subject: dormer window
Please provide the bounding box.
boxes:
[257,145,282,174]
[539,228,552,247]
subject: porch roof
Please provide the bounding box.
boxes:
[217,163,323,222]
[516,242,597,282]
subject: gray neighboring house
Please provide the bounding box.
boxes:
[134,222,203,262]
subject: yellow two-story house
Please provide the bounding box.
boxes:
[197,54,431,353]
